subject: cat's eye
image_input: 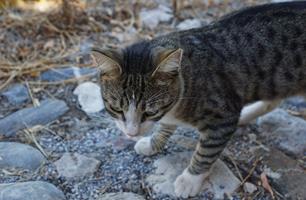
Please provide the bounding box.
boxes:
[145,110,158,117]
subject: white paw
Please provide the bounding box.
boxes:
[134,137,156,156]
[174,169,208,198]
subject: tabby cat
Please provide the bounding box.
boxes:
[92,2,306,198]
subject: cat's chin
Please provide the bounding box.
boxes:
[125,135,143,141]
[115,120,155,140]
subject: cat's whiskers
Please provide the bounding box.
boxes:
[148,90,169,100]
[146,97,196,106]
[146,91,171,104]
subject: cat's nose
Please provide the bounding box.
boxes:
[126,124,139,137]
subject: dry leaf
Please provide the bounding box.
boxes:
[261,172,275,199]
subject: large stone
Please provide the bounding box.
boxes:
[257,108,306,156]
[40,67,97,82]
[0,99,69,137]
[98,192,145,200]
[1,84,29,105]
[0,181,66,200]
[54,152,101,179]
[146,152,241,199]
[0,142,45,171]
[73,82,104,114]
[256,148,306,199]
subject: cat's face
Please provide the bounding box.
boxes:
[92,46,183,139]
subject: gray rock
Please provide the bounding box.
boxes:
[146,152,241,198]
[0,142,45,171]
[256,148,306,199]
[0,99,69,137]
[54,152,100,179]
[98,192,145,200]
[1,84,29,105]
[40,67,97,82]
[0,181,66,200]
[258,108,306,156]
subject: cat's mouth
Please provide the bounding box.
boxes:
[115,120,155,139]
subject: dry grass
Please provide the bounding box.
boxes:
[0,0,158,89]
[0,0,103,89]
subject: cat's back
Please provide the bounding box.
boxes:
[218,1,306,27]
[175,2,306,115]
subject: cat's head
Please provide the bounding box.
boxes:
[91,42,183,139]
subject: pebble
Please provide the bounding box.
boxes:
[0,142,45,171]
[73,82,104,114]
[139,5,172,29]
[98,192,145,200]
[176,19,202,30]
[0,99,69,137]
[243,182,257,194]
[146,151,241,198]
[40,66,97,82]
[0,181,66,200]
[257,108,306,156]
[54,152,101,179]
[1,84,29,105]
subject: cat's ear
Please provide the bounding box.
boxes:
[91,48,122,80]
[151,48,183,77]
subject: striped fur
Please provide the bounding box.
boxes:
[92,2,306,197]
[151,123,177,152]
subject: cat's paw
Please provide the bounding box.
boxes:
[134,137,157,156]
[174,169,208,198]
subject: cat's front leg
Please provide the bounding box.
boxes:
[174,115,239,198]
[134,123,177,156]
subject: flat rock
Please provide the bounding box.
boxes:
[1,84,29,105]
[146,152,241,199]
[257,108,306,156]
[73,82,104,114]
[0,181,66,200]
[0,99,69,137]
[54,152,100,179]
[0,142,45,171]
[256,148,306,199]
[98,192,145,200]
[40,67,97,82]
